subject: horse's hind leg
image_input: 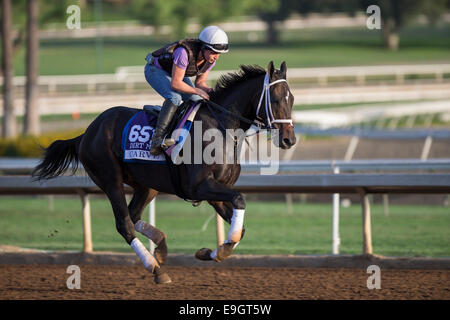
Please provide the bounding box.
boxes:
[128,187,168,264]
[80,154,170,283]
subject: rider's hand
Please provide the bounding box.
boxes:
[196,88,210,100]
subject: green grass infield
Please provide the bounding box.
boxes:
[0,196,448,257]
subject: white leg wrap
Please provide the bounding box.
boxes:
[209,209,245,261]
[228,208,245,243]
[130,238,159,273]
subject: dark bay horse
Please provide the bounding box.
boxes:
[32,61,296,283]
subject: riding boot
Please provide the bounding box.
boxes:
[150,99,178,156]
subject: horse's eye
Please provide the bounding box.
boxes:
[285,94,289,103]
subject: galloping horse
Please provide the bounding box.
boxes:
[32,61,296,283]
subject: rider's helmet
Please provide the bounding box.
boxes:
[198,26,229,53]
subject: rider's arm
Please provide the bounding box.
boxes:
[195,71,213,93]
[171,65,209,100]
[170,47,209,100]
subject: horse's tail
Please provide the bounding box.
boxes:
[32,134,83,180]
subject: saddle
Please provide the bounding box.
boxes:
[143,100,192,142]
[141,100,202,201]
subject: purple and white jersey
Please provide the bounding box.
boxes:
[154,47,216,73]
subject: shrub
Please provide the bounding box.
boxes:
[0,129,85,157]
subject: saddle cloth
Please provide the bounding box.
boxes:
[121,101,201,163]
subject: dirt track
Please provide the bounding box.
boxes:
[0,264,448,300]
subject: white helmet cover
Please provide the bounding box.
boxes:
[198,26,229,53]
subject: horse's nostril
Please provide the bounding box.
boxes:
[283,138,291,146]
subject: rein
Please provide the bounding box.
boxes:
[204,73,293,134]
[205,99,255,127]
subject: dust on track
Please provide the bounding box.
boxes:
[0,264,448,300]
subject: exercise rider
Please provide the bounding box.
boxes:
[144,25,229,156]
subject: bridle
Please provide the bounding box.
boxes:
[255,73,293,129]
[205,73,294,133]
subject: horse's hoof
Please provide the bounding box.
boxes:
[215,242,235,262]
[195,248,213,261]
[154,272,172,284]
[153,267,172,284]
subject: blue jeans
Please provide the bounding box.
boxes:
[144,63,202,107]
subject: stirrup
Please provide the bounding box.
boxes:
[161,137,175,149]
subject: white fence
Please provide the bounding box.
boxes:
[119,63,450,87]
[3,158,450,175]
[2,64,449,95]
[1,158,449,256]
[3,84,450,120]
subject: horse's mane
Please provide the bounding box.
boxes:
[210,64,266,100]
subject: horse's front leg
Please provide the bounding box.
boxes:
[192,179,246,262]
[207,200,246,241]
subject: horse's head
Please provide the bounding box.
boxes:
[262,61,296,149]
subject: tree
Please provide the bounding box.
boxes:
[253,0,448,49]
[194,0,242,27]
[243,0,361,44]
[240,0,282,44]
[132,0,247,39]
[359,0,448,50]
[19,0,69,136]
[1,0,17,138]
[256,0,288,44]
[132,0,178,38]
[24,0,40,136]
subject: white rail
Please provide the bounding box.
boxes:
[2,158,450,175]
[2,64,449,95]
[0,173,449,256]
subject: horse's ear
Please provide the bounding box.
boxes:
[280,61,287,79]
[267,61,275,79]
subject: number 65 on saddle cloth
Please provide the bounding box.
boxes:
[121,101,202,164]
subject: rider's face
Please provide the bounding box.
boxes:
[203,49,220,64]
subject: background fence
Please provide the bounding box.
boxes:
[1,157,449,256]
